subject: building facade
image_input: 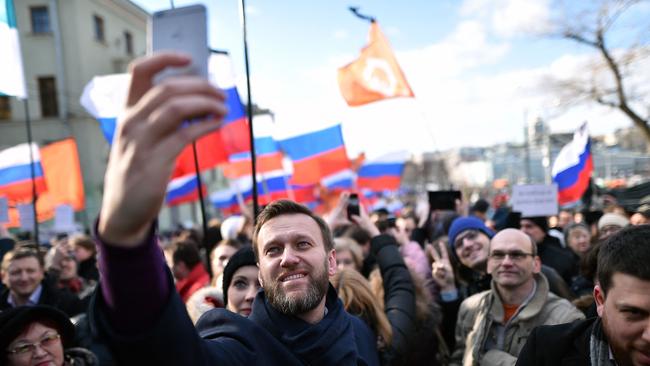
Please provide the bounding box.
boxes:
[0,0,148,226]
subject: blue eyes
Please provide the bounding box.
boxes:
[264,242,311,256]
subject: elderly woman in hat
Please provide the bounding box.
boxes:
[1,305,97,366]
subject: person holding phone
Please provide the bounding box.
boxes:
[90,52,381,365]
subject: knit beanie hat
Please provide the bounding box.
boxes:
[447,216,495,260]
[222,246,257,306]
[597,213,629,230]
[521,216,549,233]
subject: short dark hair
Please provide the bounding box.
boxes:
[71,234,97,256]
[1,247,45,273]
[598,225,650,295]
[343,225,372,247]
[172,240,202,268]
[253,200,334,260]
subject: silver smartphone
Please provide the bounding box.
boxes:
[149,4,209,82]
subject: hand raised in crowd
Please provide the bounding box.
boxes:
[427,240,457,293]
[387,226,409,246]
[325,191,353,231]
[349,201,381,238]
[98,53,228,247]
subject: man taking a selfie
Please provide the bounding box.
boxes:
[91,52,383,365]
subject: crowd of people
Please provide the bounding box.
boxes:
[1,53,650,366]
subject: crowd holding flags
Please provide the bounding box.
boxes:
[0,5,427,230]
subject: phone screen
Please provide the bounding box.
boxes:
[347,194,360,219]
[149,5,209,82]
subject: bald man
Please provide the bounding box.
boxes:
[450,229,583,366]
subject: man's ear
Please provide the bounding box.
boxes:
[258,269,264,287]
[532,256,542,273]
[328,249,337,277]
[594,283,605,317]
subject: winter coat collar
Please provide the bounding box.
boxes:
[248,284,361,365]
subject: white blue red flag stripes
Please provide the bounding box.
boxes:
[552,122,593,206]
[0,143,46,201]
[279,124,350,185]
[79,53,250,175]
[357,152,408,192]
[0,0,26,98]
[165,174,205,206]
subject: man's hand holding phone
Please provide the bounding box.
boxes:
[98,53,227,247]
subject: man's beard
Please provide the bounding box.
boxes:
[264,257,329,316]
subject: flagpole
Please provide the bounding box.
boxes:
[23,100,39,243]
[239,0,259,222]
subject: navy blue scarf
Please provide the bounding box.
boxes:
[248,285,360,365]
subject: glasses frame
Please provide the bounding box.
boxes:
[488,250,535,262]
[6,333,61,357]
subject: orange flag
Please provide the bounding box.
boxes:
[338,22,414,106]
[36,138,85,221]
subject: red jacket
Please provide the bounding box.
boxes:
[176,263,210,303]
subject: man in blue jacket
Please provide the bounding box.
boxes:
[92,52,380,365]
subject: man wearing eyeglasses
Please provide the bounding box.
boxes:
[450,229,583,366]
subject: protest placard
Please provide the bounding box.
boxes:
[512,184,559,217]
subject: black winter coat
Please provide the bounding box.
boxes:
[537,235,577,285]
[515,317,594,366]
[0,276,89,317]
[370,234,425,366]
[92,273,380,365]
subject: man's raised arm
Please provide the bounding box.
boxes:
[95,53,227,335]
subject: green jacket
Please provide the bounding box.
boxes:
[450,273,584,366]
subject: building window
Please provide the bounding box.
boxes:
[30,6,51,34]
[0,96,11,120]
[93,15,105,42]
[124,31,133,55]
[38,77,58,118]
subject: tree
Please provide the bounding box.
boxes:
[544,0,650,149]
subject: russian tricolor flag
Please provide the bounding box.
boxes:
[0,143,47,201]
[259,172,291,203]
[279,124,351,186]
[357,152,407,192]
[210,188,241,215]
[208,53,250,156]
[222,136,284,178]
[79,53,250,176]
[165,174,206,206]
[291,184,319,208]
[552,122,593,206]
[321,169,355,190]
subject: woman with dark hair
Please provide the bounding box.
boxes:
[222,247,259,317]
[0,305,97,366]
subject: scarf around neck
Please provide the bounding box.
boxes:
[589,317,615,366]
[248,284,360,365]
